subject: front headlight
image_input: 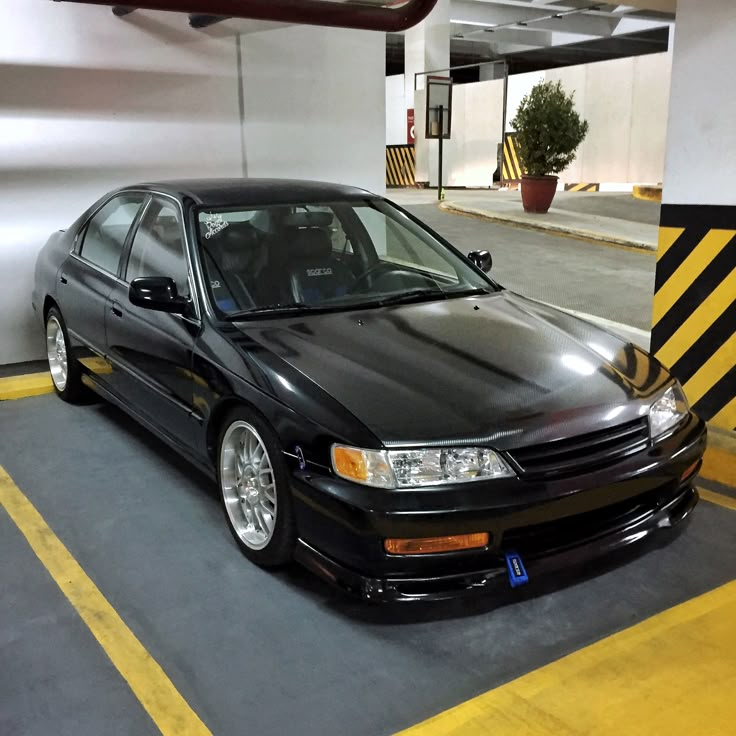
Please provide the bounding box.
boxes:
[331,444,514,489]
[649,383,689,440]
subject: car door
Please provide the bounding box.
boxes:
[104,195,200,450]
[58,193,147,380]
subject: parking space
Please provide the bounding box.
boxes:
[2,394,735,735]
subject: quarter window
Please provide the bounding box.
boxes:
[126,199,190,298]
[79,195,144,274]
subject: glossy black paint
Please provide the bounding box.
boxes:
[467,249,492,272]
[32,178,707,601]
[129,277,191,314]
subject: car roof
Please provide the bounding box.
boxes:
[129,178,377,208]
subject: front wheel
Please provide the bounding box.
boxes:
[217,409,297,567]
[46,308,84,403]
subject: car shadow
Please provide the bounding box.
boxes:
[271,523,692,625]
[88,398,693,625]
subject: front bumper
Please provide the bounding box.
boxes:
[290,413,706,602]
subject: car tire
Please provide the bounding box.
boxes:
[217,408,297,567]
[45,307,84,403]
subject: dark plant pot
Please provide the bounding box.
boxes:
[521,175,558,214]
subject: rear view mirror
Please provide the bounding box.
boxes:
[467,250,492,273]
[129,277,190,314]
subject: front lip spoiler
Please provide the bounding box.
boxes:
[293,485,699,603]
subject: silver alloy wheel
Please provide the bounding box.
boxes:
[220,421,277,550]
[46,315,68,392]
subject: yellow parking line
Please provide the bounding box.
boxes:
[700,488,736,512]
[396,579,736,735]
[0,372,53,400]
[0,466,212,736]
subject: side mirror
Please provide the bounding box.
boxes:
[467,250,492,273]
[129,277,190,315]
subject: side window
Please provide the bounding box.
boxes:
[126,199,190,298]
[79,195,144,275]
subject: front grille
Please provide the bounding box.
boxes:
[506,417,650,479]
[501,485,670,557]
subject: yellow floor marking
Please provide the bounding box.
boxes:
[396,579,736,736]
[0,373,53,401]
[700,488,736,512]
[0,466,211,736]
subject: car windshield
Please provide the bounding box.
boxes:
[195,198,497,318]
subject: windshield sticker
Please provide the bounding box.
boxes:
[203,213,229,240]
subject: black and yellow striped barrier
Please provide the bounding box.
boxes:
[502,133,524,182]
[565,182,600,192]
[651,204,736,432]
[386,145,416,188]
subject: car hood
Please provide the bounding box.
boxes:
[233,291,670,448]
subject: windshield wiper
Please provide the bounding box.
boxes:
[368,286,490,308]
[224,302,327,320]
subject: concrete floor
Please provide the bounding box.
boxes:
[1,394,735,735]
[549,191,660,225]
[402,202,656,330]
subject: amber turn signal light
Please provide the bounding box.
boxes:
[384,533,489,555]
[680,460,700,482]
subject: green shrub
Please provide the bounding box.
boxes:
[510,80,589,177]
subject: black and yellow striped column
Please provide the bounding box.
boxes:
[502,133,524,182]
[651,205,736,431]
[385,145,416,188]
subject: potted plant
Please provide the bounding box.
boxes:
[510,80,589,214]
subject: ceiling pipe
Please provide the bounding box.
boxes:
[189,14,227,28]
[60,0,438,32]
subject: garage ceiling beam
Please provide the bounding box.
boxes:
[57,0,439,32]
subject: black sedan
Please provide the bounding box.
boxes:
[33,179,706,601]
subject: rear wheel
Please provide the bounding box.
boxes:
[217,409,297,567]
[46,308,83,403]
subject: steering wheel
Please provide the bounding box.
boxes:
[348,261,399,294]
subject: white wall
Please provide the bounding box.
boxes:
[547,51,672,184]
[0,1,385,364]
[508,52,673,185]
[415,78,504,187]
[505,71,545,130]
[240,24,385,190]
[662,0,736,205]
[386,74,407,146]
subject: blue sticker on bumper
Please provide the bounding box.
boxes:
[505,551,529,588]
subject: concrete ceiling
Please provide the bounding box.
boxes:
[448,0,673,61]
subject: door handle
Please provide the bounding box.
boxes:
[110,302,123,318]
[59,273,68,285]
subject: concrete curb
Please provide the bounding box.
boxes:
[441,201,657,253]
[0,373,53,401]
[632,185,663,203]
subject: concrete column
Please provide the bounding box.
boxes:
[406,0,449,188]
[651,0,736,432]
[404,0,450,102]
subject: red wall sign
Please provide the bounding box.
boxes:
[407,109,415,145]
